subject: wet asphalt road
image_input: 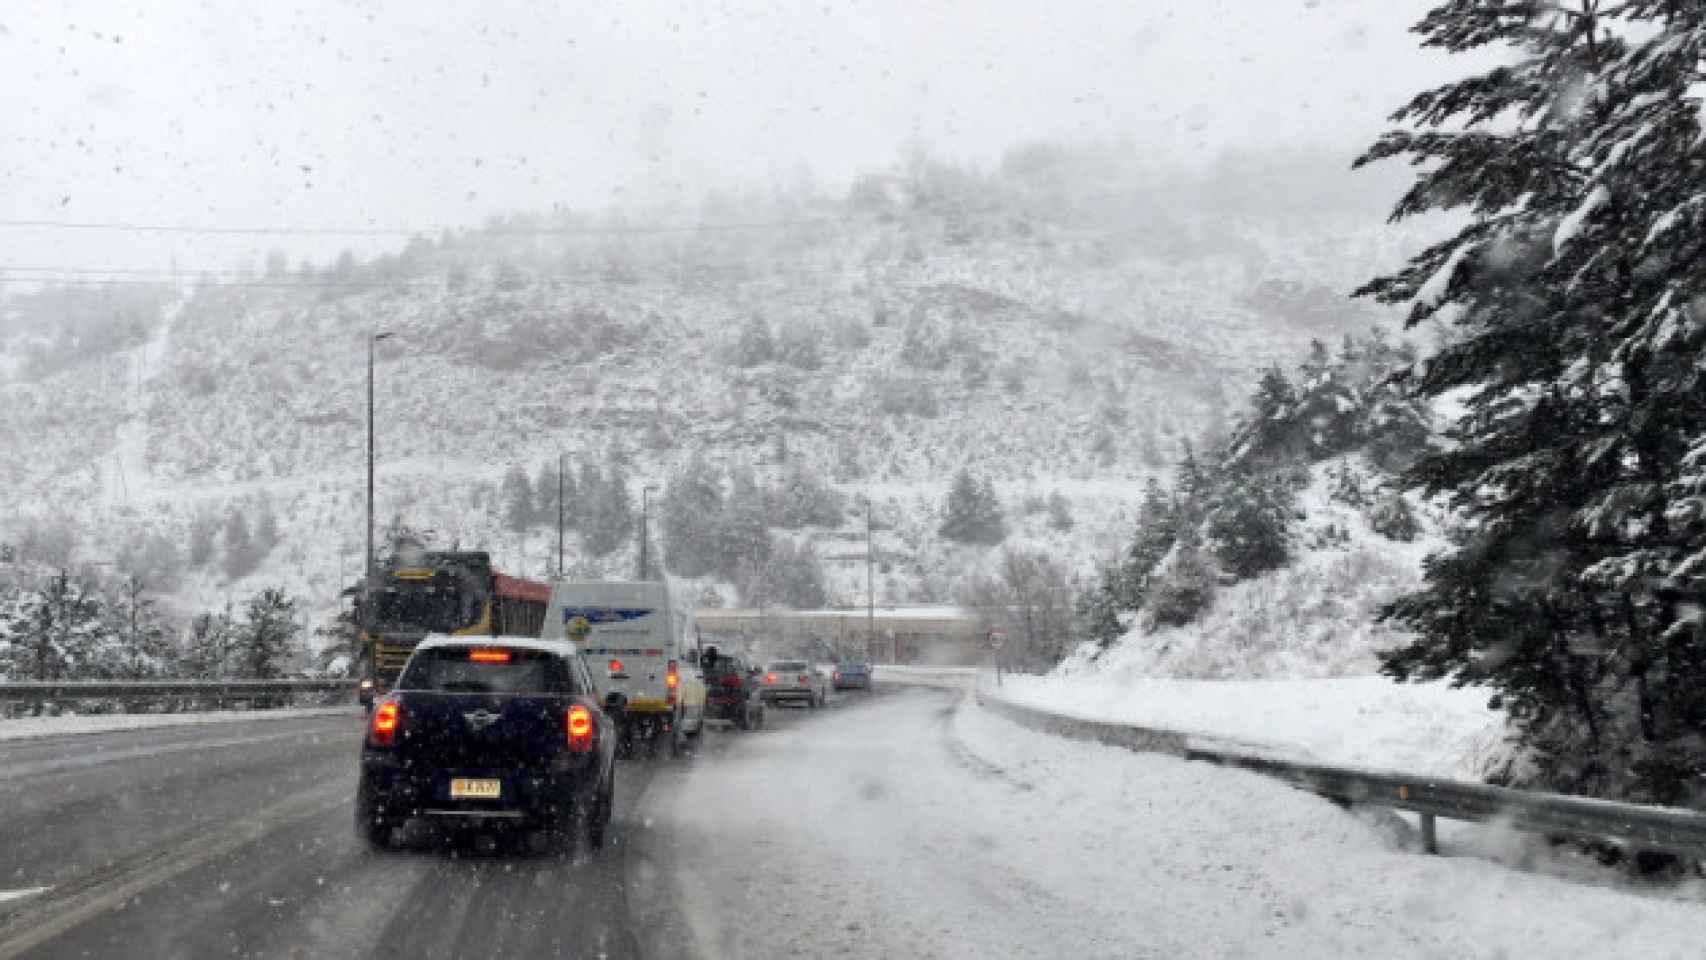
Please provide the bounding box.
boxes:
[0,692,876,959]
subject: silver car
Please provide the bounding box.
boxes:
[761,659,828,708]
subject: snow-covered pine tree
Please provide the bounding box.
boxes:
[533,458,571,526]
[939,470,1005,545]
[1205,470,1297,581]
[1359,0,1706,801]
[1078,478,1180,648]
[584,464,633,557]
[239,588,299,680]
[11,572,107,680]
[575,462,603,533]
[661,451,726,577]
[111,573,173,679]
[1228,366,1302,467]
[773,462,843,529]
[719,463,772,580]
[500,464,534,535]
[183,607,237,679]
[974,478,1008,544]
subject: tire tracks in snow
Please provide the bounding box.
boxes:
[936,695,1035,793]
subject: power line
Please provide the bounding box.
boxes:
[0,215,849,238]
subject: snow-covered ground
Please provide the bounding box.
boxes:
[0,705,356,741]
[647,689,1706,958]
[985,673,1505,780]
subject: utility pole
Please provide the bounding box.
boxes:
[866,495,877,663]
[365,331,394,587]
[556,451,566,579]
[638,485,658,581]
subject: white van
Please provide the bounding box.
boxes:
[540,580,707,751]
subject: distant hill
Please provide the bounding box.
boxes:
[0,144,1430,627]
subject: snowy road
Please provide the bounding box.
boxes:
[6,690,1706,958]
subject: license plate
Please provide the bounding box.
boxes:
[449,778,502,800]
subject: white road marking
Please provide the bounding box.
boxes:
[0,889,48,905]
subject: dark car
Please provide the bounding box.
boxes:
[833,661,872,690]
[355,635,618,854]
[699,648,766,730]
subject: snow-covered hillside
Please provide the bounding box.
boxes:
[0,155,1427,629]
[1068,456,1445,680]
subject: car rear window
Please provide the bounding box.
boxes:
[397,647,576,694]
[770,661,809,672]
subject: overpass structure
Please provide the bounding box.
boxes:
[694,605,984,664]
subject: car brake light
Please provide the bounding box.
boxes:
[609,658,625,674]
[666,659,679,705]
[765,672,777,684]
[469,649,511,664]
[370,700,401,747]
[566,705,594,753]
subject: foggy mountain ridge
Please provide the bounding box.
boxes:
[0,153,1429,623]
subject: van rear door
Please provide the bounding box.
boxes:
[563,606,674,714]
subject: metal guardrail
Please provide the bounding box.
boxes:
[968,687,1706,858]
[0,679,359,699]
[0,679,360,716]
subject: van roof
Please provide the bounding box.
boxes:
[415,635,580,658]
[546,580,673,605]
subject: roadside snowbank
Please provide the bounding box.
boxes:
[0,705,357,741]
[950,696,1706,956]
[648,688,1706,958]
[987,672,1505,780]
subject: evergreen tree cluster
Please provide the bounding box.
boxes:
[656,451,838,607]
[499,452,634,558]
[1076,325,1440,651]
[0,572,306,683]
[1223,329,1429,473]
[938,470,1007,545]
[180,498,283,582]
[1356,2,1706,803]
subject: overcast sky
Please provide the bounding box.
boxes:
[0,0,1472,273]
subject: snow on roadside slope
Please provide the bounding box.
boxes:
[1074,455,1445,680]
[650,689,1706,959]
[987,673,1503,779]
[951,696,1706,958]
[0,705,355,741]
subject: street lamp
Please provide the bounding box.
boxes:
[638,485,660,581]
[365,331,394,586]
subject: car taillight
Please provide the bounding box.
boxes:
[608,658,624,675]
[666,659,679,705]
[566,705,594,753]
[369,699,401,747]
[765,672,777,684]
[834,672,842,680]
[798,674,810,684]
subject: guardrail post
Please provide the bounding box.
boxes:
[1420,813,1438,854]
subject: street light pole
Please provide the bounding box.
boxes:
[365,332,394,587]
[556,451,566,579]
[866,495,877,662]
[638,485,659,581]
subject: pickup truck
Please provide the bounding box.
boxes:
[355,635,619,855]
